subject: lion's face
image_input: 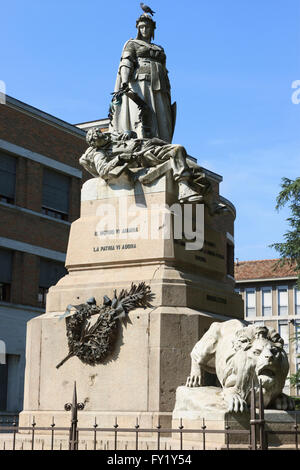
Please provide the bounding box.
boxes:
[248,337,288,390]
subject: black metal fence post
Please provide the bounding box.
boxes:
[157,417,161,451]
[114,417,118,450]
[250,384,257,450]
[295,412,299,451]
[31,416,36,451]
[93,417,98,451]
[64,382,85,450]
[50,417,55,451]
[225,415,230,450]
[179,418,184,450]
[201,418,206,450]
[135,418,139,451]
[258,381,267,450]
[12,418,17,451]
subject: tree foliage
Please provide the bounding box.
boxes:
[270,177,300,391]
[270,177,300,287]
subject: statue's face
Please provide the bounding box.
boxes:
[138,22,152,40]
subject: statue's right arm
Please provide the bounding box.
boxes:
[118,40,137,86]
[120,66,131,87]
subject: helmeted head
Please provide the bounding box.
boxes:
[86,127,110,149]
[136,13,156,41]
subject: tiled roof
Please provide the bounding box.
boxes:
[234,259,298,281]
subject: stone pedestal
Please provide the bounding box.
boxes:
[172,386,300,448]
[172,386,250,447]
[19,171,243,429]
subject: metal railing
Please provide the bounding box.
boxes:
[0,382,299,451]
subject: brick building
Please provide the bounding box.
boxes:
[235,259,300,395]
[0,96,87,416]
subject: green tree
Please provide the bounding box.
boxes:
[289,326,300,402]
[270,177,300,394]
[270,177,300,287]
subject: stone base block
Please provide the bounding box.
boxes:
[262,410,300,446]
[172,386,300,447]
[173,386,250,446]
[21,307,226,430]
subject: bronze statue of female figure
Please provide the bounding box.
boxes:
[109,14,176,143]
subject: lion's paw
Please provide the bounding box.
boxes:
[186,374,201,387]
[273,393,295,411]
[223,389,247,413]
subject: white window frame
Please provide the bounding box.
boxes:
[294,286,300,316]
[261,286,272,317]
[245,288,256,319]
[277,285,289,316]
[295,320,300,354]
[278,320,289,354]
[296,357,300,396]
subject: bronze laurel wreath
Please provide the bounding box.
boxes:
[56,283,154,368]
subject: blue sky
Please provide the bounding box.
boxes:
[1,0,299,261]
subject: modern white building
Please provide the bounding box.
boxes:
[235,259,300,396]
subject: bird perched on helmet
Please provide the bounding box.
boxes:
[140,3,155,16]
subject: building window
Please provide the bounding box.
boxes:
[0,362,8,410]
[38,287,49,307]
[295,321,300,354]
[42,168,70,221]
[245,288,256,318]
[0,152,16,204]
[0,283,10,302]
[38,258,67,307]
[278,286,288,316]
[226,243,234,277]
[0,249,12,302]
[295,288,300,315]
[297,361,300,396]
[234,288,240,294]
[0,354,21,412]
[278,321,289,354]
[261,287,272,317]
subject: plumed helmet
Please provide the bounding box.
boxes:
[136,13,156,40]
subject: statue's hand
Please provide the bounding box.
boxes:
[121,82,129,92]
[119,153,132,162]
[120,131,137,141]
[147,137,167,147]
[186,374,201,388]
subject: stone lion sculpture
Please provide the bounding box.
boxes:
[186,319,295,412]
